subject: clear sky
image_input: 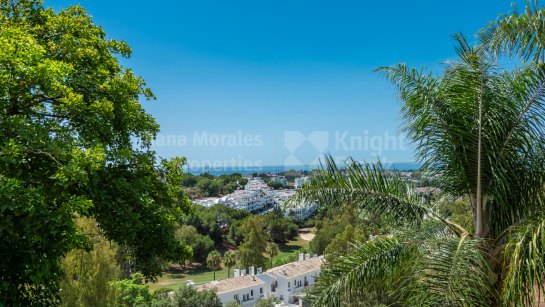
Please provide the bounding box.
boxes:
[47,0,520,169]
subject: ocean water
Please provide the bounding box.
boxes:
[188,162,421,176]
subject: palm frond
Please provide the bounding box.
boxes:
[502,216,545,306]
[293,155,429,228]
[408,235,495,306]
[380,38,545,238]
[310,237,416,307]
[479,1,545,62]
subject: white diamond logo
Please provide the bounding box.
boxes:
[284,131,306,152]
[307,131,329,152]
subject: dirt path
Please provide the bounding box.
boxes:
[298,227,315,241]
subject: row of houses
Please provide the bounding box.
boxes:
[197,254,325,306]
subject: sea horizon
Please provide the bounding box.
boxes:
[187,162,422,176]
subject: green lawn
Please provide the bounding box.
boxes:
[149,236,310,292]
[149,266,231,292]
[275,236,309,264]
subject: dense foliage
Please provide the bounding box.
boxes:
[175,225,215,264]
[238,216,269,268]
[59,218,121,307]
[182,173,247,198]
[182,203,250,246]
[110,282,221,307]
[264,210,299,243]
[0,1,191,304]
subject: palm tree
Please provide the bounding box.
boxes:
[295,32,545,306]
[480,1,545,62]
[223,250,237,278]
[266,242,279,268]
[206,251,222,281]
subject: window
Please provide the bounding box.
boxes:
[260,287,263,294]
[251,290,254,296]
[288,282,290,288]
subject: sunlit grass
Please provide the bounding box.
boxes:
[149,235,310,292]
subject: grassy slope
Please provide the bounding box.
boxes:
[275,236,309,263]
[149,236,310,292]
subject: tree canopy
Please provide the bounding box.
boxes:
[0,0,190,304]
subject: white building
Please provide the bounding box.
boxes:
[194,178,274,213]
[219,189,274,212]
[285,201,318,221]
[262,255,324,305]
[273,190,296,209]
[197,272,266,307]
[197,256,325,306]
[270,176,288,187]
[244,178,272,191]
[294,177,310,189]
[272,190,318,221]
[193,197,221,208]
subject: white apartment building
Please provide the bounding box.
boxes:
[219,189,274,212]
[294,177,310,189]
[197,271,266,306]
[284,201,318,221]
[194,178,274,212]
[193,197,221,208]
[197,256,325,307]
[263,255,324,305]
[273,190,296,209]
[244,178,272,191]
[270,176,288,187]
[273,190,318,220]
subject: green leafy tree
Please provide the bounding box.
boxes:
[183,203,250,246]
[323,224,366,263]
[266,242,279,268]
[109,273,154,307]
[309,207,361,255]
[59,218,120,307]
[296,27,545,306]
[265,210,299,243]
[0,1,191,304]
[222,250,237,278]
[175,225,215,264]
[206,251,222,281]
[228,220,245,246]
[238,216,269,268]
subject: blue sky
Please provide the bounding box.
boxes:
[48,0,519,168]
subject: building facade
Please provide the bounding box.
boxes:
[197,255,325,306]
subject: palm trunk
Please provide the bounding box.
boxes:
[475,78,490,238]
[472,193,490,238]
[213,270,216,281]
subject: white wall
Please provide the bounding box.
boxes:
[269,269,320,304]
[218,283,266,307]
